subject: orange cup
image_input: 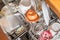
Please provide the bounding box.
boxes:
[25,9,40,23]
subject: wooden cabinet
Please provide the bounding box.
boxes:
[45,0,60,18]
[0,27,9,40]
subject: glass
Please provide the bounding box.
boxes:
[1,3,18,16]
[34,0,42,11]
[18,0,31,14]
[2,0,21,16]
[51,22,60,32]
[1,14,21,33]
